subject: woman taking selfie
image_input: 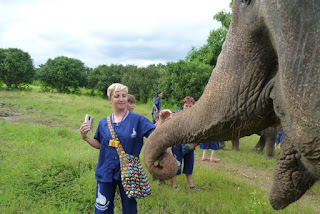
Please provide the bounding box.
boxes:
[79,83,159,214]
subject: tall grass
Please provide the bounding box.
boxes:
[0,90,319,213]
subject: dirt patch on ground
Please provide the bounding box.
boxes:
[195,156,273,190]
[0,102,56,127]
[0,103,20,121]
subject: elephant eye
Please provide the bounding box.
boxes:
[241,0,251,6]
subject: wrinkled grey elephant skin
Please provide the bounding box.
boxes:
[144,0,320,210]
[253,125,281,159]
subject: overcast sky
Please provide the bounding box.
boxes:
[0,0,231,68]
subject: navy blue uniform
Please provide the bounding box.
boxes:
[171,109,194,175]
[93,111,155,214]
[199,142,220,150]
[151,97,161,115]
[275,129,284,144]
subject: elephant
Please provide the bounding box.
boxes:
[144,0,320,210]
[252,125,281,159]
[220,125,279,159]
[217,139,240,150]
[227,139,240,151]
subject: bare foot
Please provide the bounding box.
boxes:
[210,158,220,162]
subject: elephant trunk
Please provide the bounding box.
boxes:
[144,110,206,180]
[269,136,318,210]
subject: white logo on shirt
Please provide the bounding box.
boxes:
[131,128,137,138]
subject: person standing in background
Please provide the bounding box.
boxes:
[275,129,284,149]
[127,94,135,112]
[151,90,163,123]
[171,96,197,189]
[200,142,220,162]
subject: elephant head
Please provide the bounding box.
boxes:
[144,0,320,210]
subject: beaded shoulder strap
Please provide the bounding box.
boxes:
[106,116,125,155]
[107,116,116,139]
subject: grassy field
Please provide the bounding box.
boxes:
[0,89,319,214]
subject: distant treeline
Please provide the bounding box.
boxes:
[0,3,231,105]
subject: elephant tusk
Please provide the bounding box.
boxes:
[154,160,159,167]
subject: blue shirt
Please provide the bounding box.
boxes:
[151,97,161,114]
[94,111,155,183]
[173,109,183,114]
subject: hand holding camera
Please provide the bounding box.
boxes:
[84,114,93,130]
[80,114,94,140]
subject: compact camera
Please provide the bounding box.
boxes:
[84,114,93,130]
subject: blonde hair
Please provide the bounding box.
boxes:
[107,83,128,99]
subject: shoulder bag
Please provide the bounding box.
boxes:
[107,116,151,199]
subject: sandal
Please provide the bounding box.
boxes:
[189,186,201,191]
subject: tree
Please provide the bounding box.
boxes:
[121,64,161,103]
[88,64,129,95]
[0,48,35,88]
[158,60,212,105]
[87,65,106,91]
[185,4,232,67]
[39,56,87,93]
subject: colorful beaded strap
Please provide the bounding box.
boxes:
[107,116,125,155]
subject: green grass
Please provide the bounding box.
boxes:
[0,89,319,214]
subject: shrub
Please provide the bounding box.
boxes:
[0,48,35,88]
[39,56,87,93]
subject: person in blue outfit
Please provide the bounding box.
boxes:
[79,83,169,214]
[151,90,163,123]
[275,129,284,149]
[200,142,220,162]
[171,96,197,189]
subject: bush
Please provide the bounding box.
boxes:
[121,64,161,103]
[38,56,87,93]
[87,64,128,95]
[159,60,213,105]
[0,48,35,88]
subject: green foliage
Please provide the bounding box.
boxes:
[157,3,232,105]
[87,64,163,103]
[0,48,35,88]
[185,7,232,67]
[38,56,87,93]
[121,64,162,103]
[87,64,128,95]
[214,9,232,29]
[159,60,212,105]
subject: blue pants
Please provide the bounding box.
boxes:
[95,180,137,214]
[199,142,220,150]
[172,145,194,175]
[275,129,284,144]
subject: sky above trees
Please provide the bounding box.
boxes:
[0,0,231,68]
